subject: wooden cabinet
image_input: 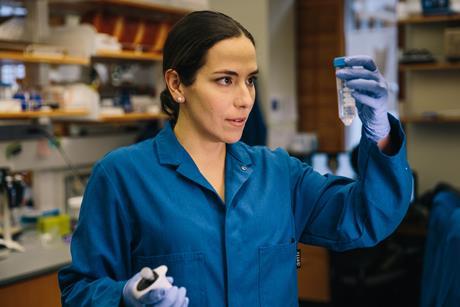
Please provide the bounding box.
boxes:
[296,0,345,153]
[0,272,61,307]
[297,244,331,303]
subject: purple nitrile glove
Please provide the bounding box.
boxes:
[336,55,390,142]
[123,271,189,307]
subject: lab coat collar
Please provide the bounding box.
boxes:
[225,143,254,207]
[155,121,187,166]
[155,121,253,167]
[154,122,254,206]
[155,122,215,193]
[226,142,253,167]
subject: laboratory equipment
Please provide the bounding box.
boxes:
[13,87,27,111]
[334,57,356,126]
[335,56,390,142]
[68,196,82,230]
[133,265,172,300]
[123,265,175,306]
[37,214,71,236]
[0,168,25,252]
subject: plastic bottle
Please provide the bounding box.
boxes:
[29,90,42,111]
[333,57,356,126]
[13,79,28,111]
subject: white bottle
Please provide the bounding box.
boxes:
[333,57,356,126]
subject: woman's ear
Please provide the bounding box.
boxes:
[165,69,185,103]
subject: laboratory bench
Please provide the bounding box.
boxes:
[0,230,71,307]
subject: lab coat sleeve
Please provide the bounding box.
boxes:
[58,162,132,307]
[290,114,412,251]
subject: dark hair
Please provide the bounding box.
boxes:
[160,10,255,124]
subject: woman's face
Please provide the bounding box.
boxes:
[178,35,258,144]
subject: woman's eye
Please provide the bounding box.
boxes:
[247,76,257,86]
[217,77,232,85]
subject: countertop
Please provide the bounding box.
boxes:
[0,230,71,286]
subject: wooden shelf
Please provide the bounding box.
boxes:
[98,112,168,122]
[0,50,162,64]
[0,110,168,122]
[0,51,89,65]
[399,61,460,71]
[49,0,191,16]
[401,115,460,123]
[93,50,163,62]
[398,13,460,24]
[0,109,89,119]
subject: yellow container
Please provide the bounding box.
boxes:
[37,214,71,236]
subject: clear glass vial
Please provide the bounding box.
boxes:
[333,57,356,126]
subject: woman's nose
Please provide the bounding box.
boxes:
[234,84,254,109]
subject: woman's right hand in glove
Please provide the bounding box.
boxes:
[123,268,189,307]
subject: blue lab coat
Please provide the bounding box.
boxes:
[421,190,460,307]
[59,115,412,307]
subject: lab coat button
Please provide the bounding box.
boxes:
[241,165,248,171]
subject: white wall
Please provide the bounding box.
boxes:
[267,0,298,148]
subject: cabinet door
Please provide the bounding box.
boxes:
[0,272,61,307]
[297,0,345,153]
[297,244,331,302]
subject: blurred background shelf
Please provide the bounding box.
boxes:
[401,115,460,124]
[399,61,460,71]
[0,51,90,65]
[97,112,168,122]
[93,50,163,62]
[398,13,460,24]
[0,109,89,119]
[0,111,168,122]
[49,0,191,19]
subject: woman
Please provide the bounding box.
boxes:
[59,10,412,307]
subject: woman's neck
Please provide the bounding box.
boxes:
[173,119,226,169]
[174,119,227,201]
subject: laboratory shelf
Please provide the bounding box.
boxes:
[0,109,89,119]
[0,110,169,123]
[401,115,460,124]
[97,112,168,122]
[93,50,163,62]
[399,61,460,71]
[0,49,162,65]
[49,0,191,16]
[0,51,90,66]
[398,13,460,24]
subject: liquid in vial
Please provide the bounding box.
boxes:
[334,57,356,126]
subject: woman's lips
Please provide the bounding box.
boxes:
[226,117,247,127]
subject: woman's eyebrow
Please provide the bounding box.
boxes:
[212,70,238,76]
[212,69,259,76]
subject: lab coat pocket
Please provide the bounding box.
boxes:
[135,251,206,306]
[258,241,298,307]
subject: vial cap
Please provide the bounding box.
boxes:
[333,57,346,68]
